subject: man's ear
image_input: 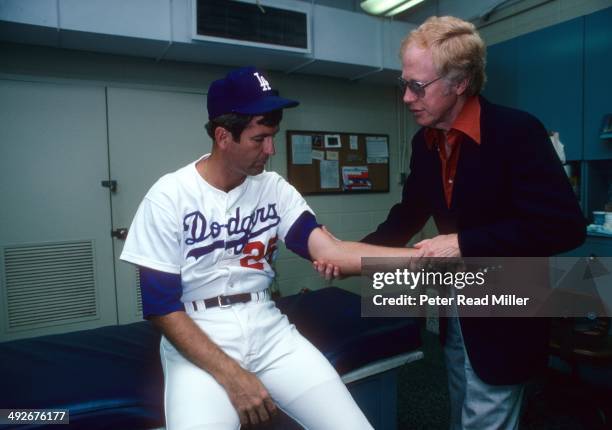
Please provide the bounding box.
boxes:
[455,77,469,96]
[214,126,232,150]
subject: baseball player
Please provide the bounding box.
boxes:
[120,66,418,430]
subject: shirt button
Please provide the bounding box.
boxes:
[448,179,453,183]
[228,282,234,288]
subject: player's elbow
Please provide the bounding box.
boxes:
[307,228,342,262]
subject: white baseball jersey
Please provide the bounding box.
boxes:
[120,154,314,303]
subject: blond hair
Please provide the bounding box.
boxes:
[401,16,486,96]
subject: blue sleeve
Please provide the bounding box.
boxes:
[138,266,184,318]
[285,211,320,261]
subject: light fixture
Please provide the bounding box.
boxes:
[360,0,426,17]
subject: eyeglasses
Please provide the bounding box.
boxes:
[398,76,442,98]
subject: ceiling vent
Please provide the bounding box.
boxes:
[193,0,310,53]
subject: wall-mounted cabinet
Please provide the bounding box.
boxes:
[584,6,612,160]
[484,18,584,160]
[515,17,584,161]
[484,17,584,161]
[483,37,519,109]
[484,7,612,255]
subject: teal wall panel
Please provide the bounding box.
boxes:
[515,17,584,161]
[484,18,584,160]
[483,37,519,109]
[584,6,612,160]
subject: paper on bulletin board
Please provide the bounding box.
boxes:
[342,166,372,191]
[291,135,312,164]
[311,149,324,161]
[366,136,389,158]
[324,134,342,148]
[326,151,339,160]
[320,160,339,189]
[367,157,389,164]
[349,135,359,150]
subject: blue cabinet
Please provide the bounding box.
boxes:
[484,18,584,160]
[584,6,612,160]
[483,38,519,109]
[561,236,612,257]
[515,17,584,161]
[484,8,612,258]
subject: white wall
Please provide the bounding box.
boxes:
[0,42,416,300]
[271,73,415,295]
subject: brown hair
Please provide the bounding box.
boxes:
[205,109,283,142]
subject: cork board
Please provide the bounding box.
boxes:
[286,130,390,195]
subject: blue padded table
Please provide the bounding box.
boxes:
[0,287,422,429]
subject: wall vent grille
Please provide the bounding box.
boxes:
[195,0,309,52]
[3,241,97,329]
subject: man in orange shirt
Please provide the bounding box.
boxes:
[359,16,585,429]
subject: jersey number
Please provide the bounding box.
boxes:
[239,237,278,270]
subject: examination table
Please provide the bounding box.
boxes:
[0,287,422,429]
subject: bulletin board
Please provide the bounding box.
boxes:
[286,130,390,195]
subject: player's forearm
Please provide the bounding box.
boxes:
[309,231,419,275]
[150,311,241,385]
[335,241,419,273]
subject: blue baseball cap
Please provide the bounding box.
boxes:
[207,66,299,120]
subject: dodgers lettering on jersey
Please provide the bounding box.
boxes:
[120,154,314,303]
[183,204,280,259]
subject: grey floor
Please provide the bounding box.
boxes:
[396,329,612,430]
[397,329,450,430]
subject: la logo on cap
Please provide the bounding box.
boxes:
[254,72,271,91]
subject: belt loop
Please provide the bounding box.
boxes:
[184,301,195,313]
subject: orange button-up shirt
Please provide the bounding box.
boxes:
[424,96,482,208]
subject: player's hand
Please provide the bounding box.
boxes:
[313,260,342,280]
[414,234,461,258]
[222,366,277,427]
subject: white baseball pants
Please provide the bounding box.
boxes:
[160,299,373,430]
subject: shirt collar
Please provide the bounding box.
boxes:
[425,95,481,149]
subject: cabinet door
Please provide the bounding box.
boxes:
[483,38,519,109]
[584,6,612,160]
[516,17,584,161]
